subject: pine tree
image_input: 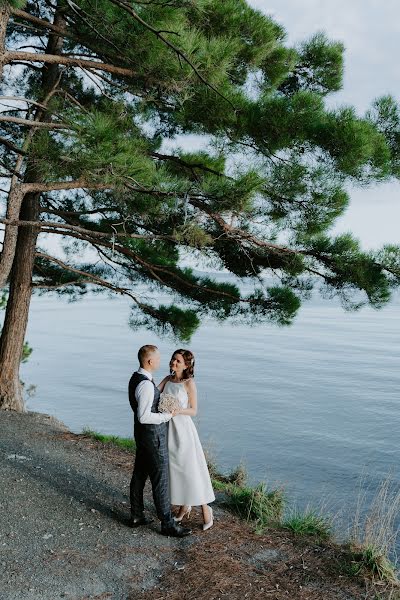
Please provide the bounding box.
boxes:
[1,0,400,410]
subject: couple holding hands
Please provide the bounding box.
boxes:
[129,345,215,537]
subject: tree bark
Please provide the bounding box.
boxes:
[0,5,66,411]
[0,3,10,79]
[0,191,39,411]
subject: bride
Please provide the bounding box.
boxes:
[158,349,215,530]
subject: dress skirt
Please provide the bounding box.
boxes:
[168,414,215,506]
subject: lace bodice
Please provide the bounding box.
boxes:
[164,380,189,409]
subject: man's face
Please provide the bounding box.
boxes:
[149,349,161,371]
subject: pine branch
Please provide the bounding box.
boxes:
[151,152,227,178]
[4,50,137,77]
[78,233,248,303]
[11,7,137,77]
[33,280,83,289]
[21,180,111,193]
[35,251,140,301]
[63,0,130,60]
[0,137,26,156]
[107,0,237,109]
[0,115,69,129]
[11,8,76,40]
[0,217,175,241]
[43,206,120,216]
[0,95,51,111]
[189,197,300,255]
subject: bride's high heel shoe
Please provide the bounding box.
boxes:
[174,506,192,522]
[202,506,213,531]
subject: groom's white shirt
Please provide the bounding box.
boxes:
[136,367,171,425]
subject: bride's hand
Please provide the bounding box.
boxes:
[171,408,180,417]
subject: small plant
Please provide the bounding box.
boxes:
[82,428,136,451]
[206,451,282,530]
[282,509,332,540]
[205,451,247,487]
[224,483,284,531]
[22,341,33,363]
[226,463,247,487]
[350,545,398,583]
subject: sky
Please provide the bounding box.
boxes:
[247,0,400,249]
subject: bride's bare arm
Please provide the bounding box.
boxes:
[177,379,198,416]
[157,376,170,392]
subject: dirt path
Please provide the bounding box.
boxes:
[0,411,393,600]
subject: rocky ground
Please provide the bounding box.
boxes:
[0,411,397,600]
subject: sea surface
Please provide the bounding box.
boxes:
[7,283,400,538]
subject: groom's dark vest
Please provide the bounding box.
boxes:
[129,372,166,441]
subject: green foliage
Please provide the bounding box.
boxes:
[173,222,213,248]
[2,0,400,344]
[279,32,344,96]
[282,510,332,539]
[367,95,400,176]
[315,107,391,180]
[238,287,300,326]
[204,169,264,212]
[0,0,26,8]
[265,160,350,235]
[307,234,391,308]
[246,90,325,154]
[29,106,158,185]
[372,245,400,287]
[187,0,287,84]
[130,304,200,342]
[21,342,32,364]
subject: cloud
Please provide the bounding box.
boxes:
[248,0,400,112]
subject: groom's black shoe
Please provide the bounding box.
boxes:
[130,515,154,528]
[161,523,192,538]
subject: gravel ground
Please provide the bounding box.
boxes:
[0,411,193,600]
[1,411,396,600]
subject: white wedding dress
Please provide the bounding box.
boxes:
[165,380,215,506]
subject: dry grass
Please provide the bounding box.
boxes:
[349,475,400,584]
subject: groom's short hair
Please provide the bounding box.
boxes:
[138,344,158,366]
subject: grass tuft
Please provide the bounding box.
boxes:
[206,452,283,531]
[225,483,284,531]
[347,475,400,584]
[82,428,136,451]
[349,545,398,583]
[282,509,332,540]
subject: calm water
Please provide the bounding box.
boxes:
[9,286,400,534]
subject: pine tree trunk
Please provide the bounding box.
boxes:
[0,194,39,411]
[0,6,66,411]
[0,3,10,79]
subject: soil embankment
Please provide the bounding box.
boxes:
[0,411,391,599]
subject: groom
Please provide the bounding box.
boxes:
[129,344,191,537]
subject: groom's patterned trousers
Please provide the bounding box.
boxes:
[130,425,174,528]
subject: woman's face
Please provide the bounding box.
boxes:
[170,353,185,375]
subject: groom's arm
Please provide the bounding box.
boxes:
[136,380,172,425]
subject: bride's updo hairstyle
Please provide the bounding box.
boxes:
[171,349,195,379]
